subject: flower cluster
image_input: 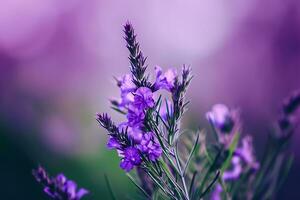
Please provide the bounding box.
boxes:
[97,67,179,172]
[32,22,298,200]
[207,104,259,200]
[96,23,183,172]
[211,135,259,200]
[32,166,88,200]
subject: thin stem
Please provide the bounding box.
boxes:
[175,145,190,200]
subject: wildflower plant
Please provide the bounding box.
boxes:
[32,166,88,200]
[33,22,300,200]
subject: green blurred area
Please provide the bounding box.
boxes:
[0,118,136,200]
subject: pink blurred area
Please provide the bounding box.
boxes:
[1,0,300,156]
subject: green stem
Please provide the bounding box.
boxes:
[175,146,190,200]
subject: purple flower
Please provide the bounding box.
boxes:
[222,156,243,181]
[117,74,136,108]
[235,135,259,170]
[206,104,241,148]
[206,104,235,133]
[153,66,177,91]
[32,166,89,200]
[133,87,155,110]
[118,74,136,93]
[54,174,89,200]
[32,165,51,186]
[159,100,173,121]
[212,136,259,200]
[64,180,89,200]
[128,126,144,142]
[120,92,135,107]
[120,147,142,172]
[119,122,143,142]
[107,137,121,149]
[137,132,162,161]
[211,184,222,200]
[127,105,145,127]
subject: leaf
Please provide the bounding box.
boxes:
[189,171,198,196]
[199,170,220,199]
[277,155,294,191]
[220,133,240,174]
[110,106,127,115]
[146,171,173,197]
[183,132,200,176]
[104,174,117,200]
[126,173,151,199]
[159,161,186,199]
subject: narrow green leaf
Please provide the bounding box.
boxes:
[110,106,127,115]
[104,174,117,200]
[221,133,240,174]
[189,171,197,196]
[277,155,294,190]
[126,173,151,199]
[199,170,220,199]
[183,132,200,176]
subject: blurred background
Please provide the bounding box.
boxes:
[1,0,300,199]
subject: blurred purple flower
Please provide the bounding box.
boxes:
[206,104,240,148]
[211,184,222,200]
[282,90,300,115]
[212,135,259,200]
[235,135,260,170]
[206,104,235,133]
[120,147,142,172]
[133,87,155,110]
[153,66,177,91]
[33,166,88,200]
[222,156,243,180]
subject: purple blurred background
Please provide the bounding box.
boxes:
[1,0,300,199]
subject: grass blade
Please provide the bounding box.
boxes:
[104,174,117,200]
[126,173,151,199]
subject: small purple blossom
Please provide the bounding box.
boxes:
[137,132,162,161]
[159,100,173,121]
[33,166,88,200]
[116,74,136,108]
[211,184,222,200]
[120,147,142,172]
[107,137,121,149]
[212,136,259,200]
[206,104,240,148]
[154,66,177,91]
[127,106,145,127]
[127,126,144,142]
[118,74,136,93]
[120,92,135,107]
[222,156,243,181]
[119,123,143,142]
[206,104,235,133]
[235,135,260,170]
[133,87,155,110]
